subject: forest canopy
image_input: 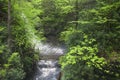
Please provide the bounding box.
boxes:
[0,0,120,80]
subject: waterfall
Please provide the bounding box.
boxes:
[33,41,65,80]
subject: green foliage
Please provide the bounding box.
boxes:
[12,0,42,47]
[10,1,42,79]
[38,0,76,40]
[60,33,106,80]
[0,0,41,80]
[59,0,120,80]
[8,53,21,67]
[0,53,25,80]
[6,53,25,80]
[0,0,120,80]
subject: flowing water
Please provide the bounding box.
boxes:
[33,42,65,80]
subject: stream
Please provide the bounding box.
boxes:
[33,42,65,80]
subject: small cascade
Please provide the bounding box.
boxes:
[33,42,65,80]
[34,60,61,80]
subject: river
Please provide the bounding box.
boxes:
[33,42,65,80]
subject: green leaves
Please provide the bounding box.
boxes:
[61,5,74,14]
[0,26,4,32]
[59,1,120,80]
[0,69,6,78]
[0,52,25,80]
[60,40,106,69]
[0,0,41,80]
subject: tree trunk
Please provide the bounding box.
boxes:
[75,0,79,29]
[57,72,62,80]
[8,0,12,53]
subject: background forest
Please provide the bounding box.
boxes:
[0,0,120,80]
